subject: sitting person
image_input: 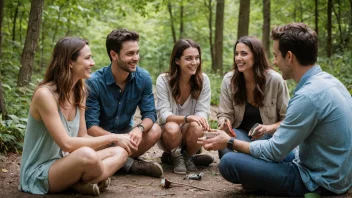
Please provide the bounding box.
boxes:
[217,36,293,160]
[198,22,352,196]
[20,37,133,196]
[85,29,163,178]
[156,39,213,174]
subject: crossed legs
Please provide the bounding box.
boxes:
[48,146,127,193]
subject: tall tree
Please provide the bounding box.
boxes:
[167,2,177,43]
[17,0,44,86]
[0,0,7,119]
[214,0,224,74]
[315,0,318,34]
[237,0,250,39]
[204,0,215,71]
[262,0,270,58]
[0,0,4,58]
[179,2,184,39]
[327,0,332,57]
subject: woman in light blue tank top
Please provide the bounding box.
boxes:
[20,37,137,196]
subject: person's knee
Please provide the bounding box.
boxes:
[163,122,181,138]
[186,122,203,138]
[74,147,99,166]
[144,123,162,142]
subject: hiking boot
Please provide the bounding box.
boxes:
[162,152,214,167]
[183,152,197,172]
[71,182,100,196]
[191,154,214,166]
[129,159,163,178]
[171,148,187,174]
[98,177,111,192]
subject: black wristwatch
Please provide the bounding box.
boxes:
[227,137,235,150]
[136,124,145,133]
[184,115,189,123]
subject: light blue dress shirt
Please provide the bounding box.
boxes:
[250,65,352,194]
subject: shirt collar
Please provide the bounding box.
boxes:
[104,64,136,85]
[294,65,322,94]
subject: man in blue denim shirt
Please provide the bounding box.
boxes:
[199,23,352,196]
[85,29,163,178]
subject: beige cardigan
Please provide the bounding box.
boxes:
[217,69,289,128]
[156,73,211,125]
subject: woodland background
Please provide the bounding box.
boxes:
[0,0,351,154]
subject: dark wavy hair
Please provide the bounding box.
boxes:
[169,39,203,101]
[106,29,139,61]
[271,22,318,66]
[39,37,88,109]
[231,36,272,107]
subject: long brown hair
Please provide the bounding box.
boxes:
[169,39,203,101]
[39,37,88,109]
[231,36,272,107]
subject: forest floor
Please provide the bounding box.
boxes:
[0,106,351,198]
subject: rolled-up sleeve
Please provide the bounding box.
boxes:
[250,94,318,162]
[156,75,173,124]
[217,74,235,124]
[138,73,157,123]
[85,79,101,129]
[195,74,211,119]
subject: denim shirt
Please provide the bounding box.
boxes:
[250,66,352,194]
[85,65,157,133]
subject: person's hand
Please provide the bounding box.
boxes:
[128,127,143,146]
[187,115,210,131]
[112,134,137,156]
[249,124,275,140]
[197,129,230,151]
[217,119,227,131]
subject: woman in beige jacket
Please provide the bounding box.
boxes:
[217,36,292,159]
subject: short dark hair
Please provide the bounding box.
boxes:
[271,22,318,66]
[106,29,139,61]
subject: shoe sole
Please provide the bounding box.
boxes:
[173,169,187,175]
[153,162,164,178]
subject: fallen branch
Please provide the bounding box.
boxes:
[160,178,210,191]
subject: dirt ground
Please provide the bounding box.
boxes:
[0,106,351,198]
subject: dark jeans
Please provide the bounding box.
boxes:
[219,152,337,196]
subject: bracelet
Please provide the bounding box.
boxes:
[184,115,189,123]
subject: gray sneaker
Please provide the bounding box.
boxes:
[183,152,197,172]
[171,148,187,174]
[129,159,163,178]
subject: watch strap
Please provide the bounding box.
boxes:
[227,137,235,150]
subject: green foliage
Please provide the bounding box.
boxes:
[207,72,222,106]
[319,51,352,94]
[0,114,27,154]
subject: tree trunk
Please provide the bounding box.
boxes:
[262,0,270,58]
[204,0,215,71]
[17,0,44,87]
[12,2,19,42]
[315,0,318,34]
[327,0,332,57]
[237,0,250,39]
[0,0,4,58]
[167,2,177,43]
[179,3,184,39]
[214,0,224,74]
[0,81,7,119]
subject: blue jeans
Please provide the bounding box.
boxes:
[218,152,336,196]
[218,129,295,161]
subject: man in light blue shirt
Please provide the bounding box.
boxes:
[199,23,352,196]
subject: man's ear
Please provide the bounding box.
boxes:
[110,50,118,61]
[286,51,294,63]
